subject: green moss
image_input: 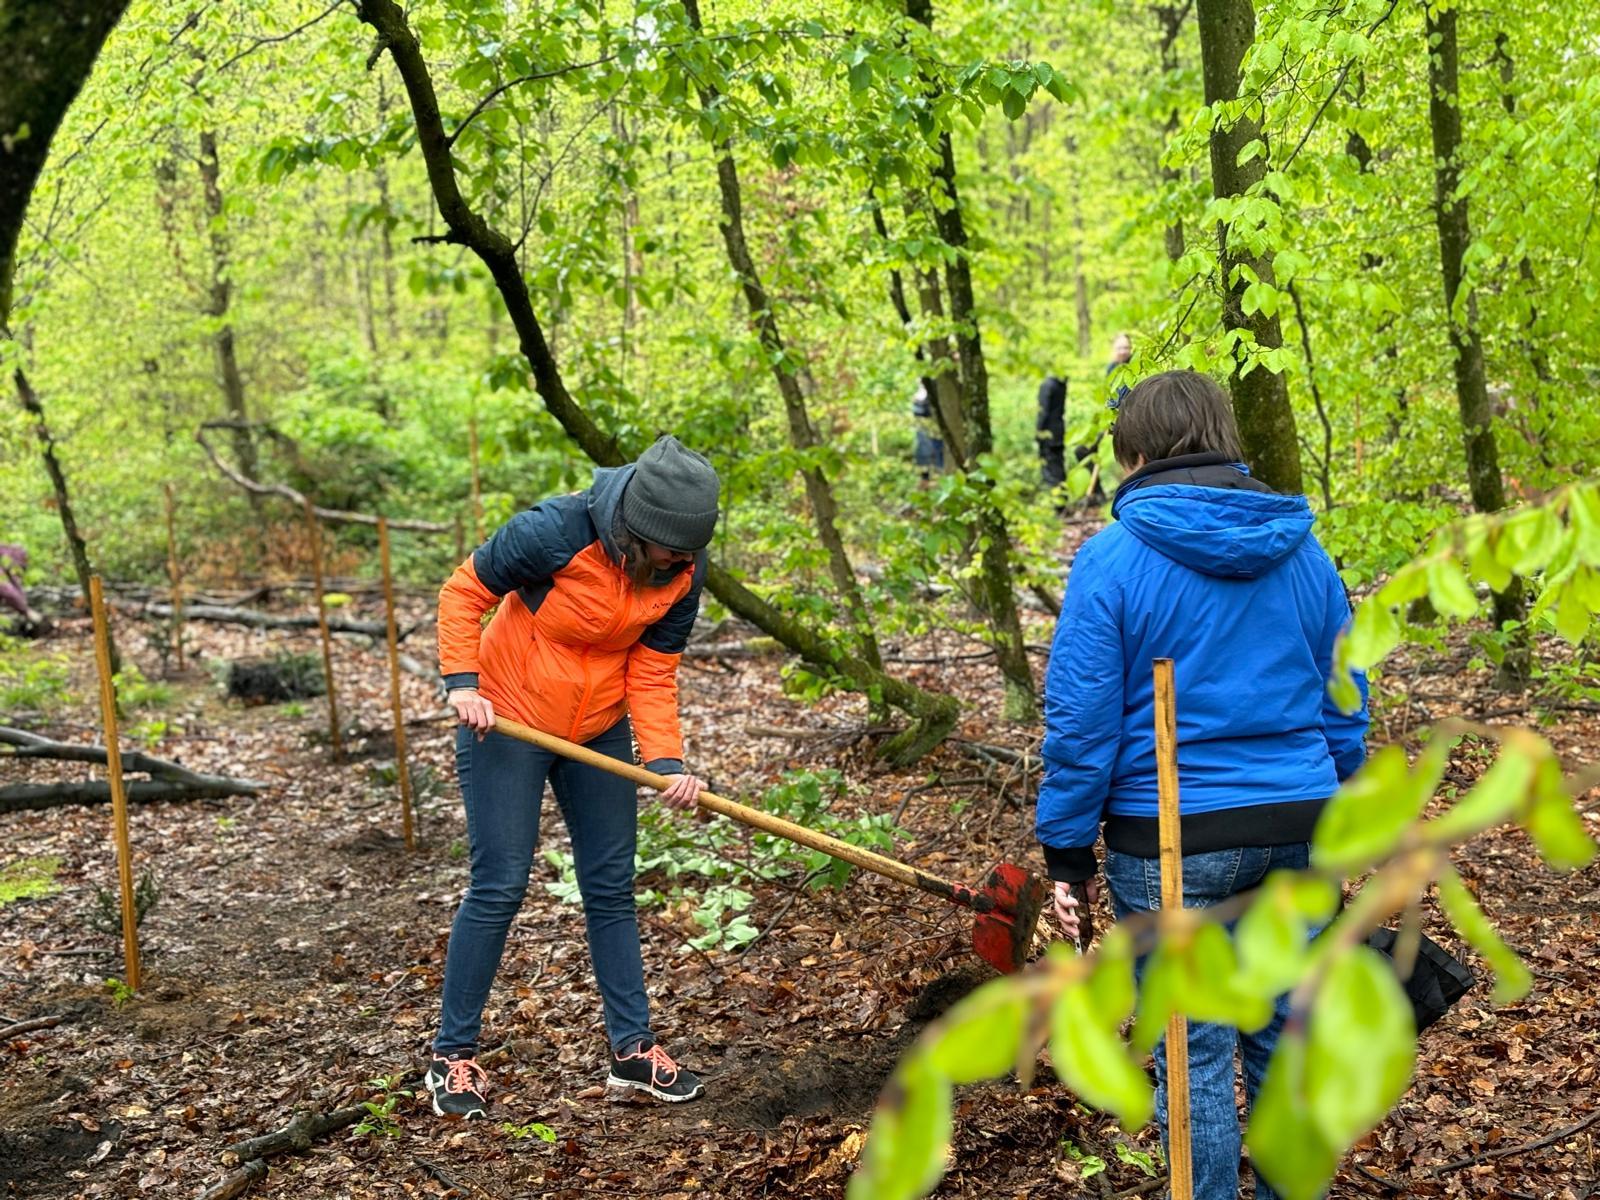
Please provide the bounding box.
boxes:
[0,856,62,907]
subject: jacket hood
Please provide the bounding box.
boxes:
[587,465,634,565]
[1112,481,1315,579]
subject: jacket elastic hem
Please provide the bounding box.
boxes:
[1041,843,1098,883]
[1103,797,1328,860]
[644,757,683,775]
[442,672,480,692]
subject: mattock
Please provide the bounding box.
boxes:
[493,717,1049,974]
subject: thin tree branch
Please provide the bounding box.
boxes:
[215,0,346,72]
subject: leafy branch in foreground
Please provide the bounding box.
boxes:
[849,720,1596,1200]
[1331,482,1600,710]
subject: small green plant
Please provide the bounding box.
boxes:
[0,856,61,907]
[103,977,135,1007]
[0,635,71,713]
[127,718,170,749]
[1114,1141,1161,1178]
[279,701,307,718]
[353,1075,413,1137]
[89,869,159,936]
[449,838,467,860]
[1060,1139,1106,1178]
[500,1120,556,1142]
[114,663,173,710]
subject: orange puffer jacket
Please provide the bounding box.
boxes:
[437,466,704,771]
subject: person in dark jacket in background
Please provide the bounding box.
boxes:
[1037,371,1368,1200]
[1036,372,1067,503]
[912,383,945,486]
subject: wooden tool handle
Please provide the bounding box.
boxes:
[491,716,984,910]
[1153,657,1194,1200]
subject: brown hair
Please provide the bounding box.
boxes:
[614,526,660,591]
[1112,370,1246,470]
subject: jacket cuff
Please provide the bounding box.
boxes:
[1042,843,1098,883]
[442,672,480,692]
[645,757,683,775]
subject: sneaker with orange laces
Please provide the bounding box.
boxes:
[424,1052,490,1119]
[607,1039,705,1103]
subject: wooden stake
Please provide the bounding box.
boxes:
[89,575,141,991]
[467,408,484,544]
[378,517,415,850]
[303,498,343,761]
[162,483,184,670]
[1153,657,1192,1200]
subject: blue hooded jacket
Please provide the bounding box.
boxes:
[1035,455,1368,882]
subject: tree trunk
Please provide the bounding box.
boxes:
[907,0,1035,718]
[353,0,957,760]
[1426,5,1527,684]
[1157,2,1188,261]
[0,0,129,327]
[1195,0,1303,494]
[13,364,119,673]
[1069,136,1092,358]
[197,130,262,518]
[680,0,881,672]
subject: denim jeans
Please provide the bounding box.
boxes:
[435,718,653,1056]
[1104,843,1312,1200]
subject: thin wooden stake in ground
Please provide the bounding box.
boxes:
[378,517,416,850]
[1153,657,1192,1200]
[89,575,141,992]
[162,483,184,670]
[468,406,484,544]
[303,497,343,761]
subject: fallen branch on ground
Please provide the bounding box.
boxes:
[0,727,267,812]
[0,1014,62,1040]
[110,598,426,641]
[1428,1108,1600,1176]
[1,726,262,785]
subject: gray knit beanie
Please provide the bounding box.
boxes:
[621,435,720,552]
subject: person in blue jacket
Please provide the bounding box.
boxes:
[1037,370,1368,1200]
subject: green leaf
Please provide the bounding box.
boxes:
[1425,558,1479,618]
[1313,742,1444,873]
[1569,486,1600,563]
[1050,978,1154,1126]
[1437,867,1532,1004]
[1001,88,1026,121]
[850,1056,952,1200]
[1246,1032,1341,1200]
[1524,757,1597,871]
[922,978,1027,1083]
[1499,507,1563,576]
[1306,946,1416,1149]
[1236,876,1312,996]
[848,60,872,93]
[1342,600,1400,670]
[1428,741,1536,844]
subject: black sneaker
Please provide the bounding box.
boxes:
[423,1053,489,1119]
[607,1040,705,1103]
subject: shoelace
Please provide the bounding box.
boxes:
[618,1042,680,1087]
[443,1057,488,1096]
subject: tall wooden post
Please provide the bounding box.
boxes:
[378,517,416,850]
[162,483,184,671]
[1153,657,1192,1200]
[467,408,484,544]
[89,576,142,991]
[303,498,343,761]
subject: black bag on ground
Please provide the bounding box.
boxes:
[1366,927,1475,1032]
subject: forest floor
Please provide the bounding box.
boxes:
[2,537,1599,1200]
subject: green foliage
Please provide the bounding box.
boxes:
[0,856,61,907]
[354,1075,413,1138]
[0,636,71,713]
[114,663,173,711]
[500,1120,557,1142]
[103,977,135,1007]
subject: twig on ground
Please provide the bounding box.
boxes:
[0,1014,62,1039]
[1429,1108,1600,1175]
[197,1159,267,1200]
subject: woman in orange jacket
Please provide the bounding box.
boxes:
[424,436,718,1117]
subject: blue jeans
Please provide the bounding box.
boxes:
[435,719,653,1056]
[1104,843,1312,1200]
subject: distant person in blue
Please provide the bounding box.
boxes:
[1105,331,1133,410]
[911,382,944,487]
[1037,370,1368,1200]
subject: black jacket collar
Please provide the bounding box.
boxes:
[1113,452,1274,510]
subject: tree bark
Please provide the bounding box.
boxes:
[912,265,968,461]
[1195,0,1303,494]
[680,0,881,673]
[1425,5,1527,682]
[0,0,129,326]
[1157,2,1189,261]
[12,365,119,673]
[197,129,262,520]
[906,0,1035,718]
[352,0,957,760]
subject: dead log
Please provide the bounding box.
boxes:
[197,1159,267,1200]
[0,1014,62,1039]
[0,726,267,787]
[0,779,263,814]
[109,598,426,640]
